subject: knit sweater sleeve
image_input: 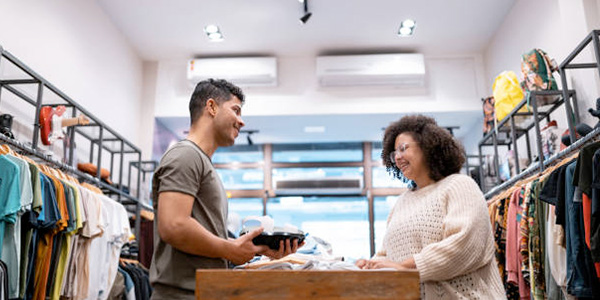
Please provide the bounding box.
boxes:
[413,175,496,282]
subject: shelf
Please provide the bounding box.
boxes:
[478,90,575,147]
[480,29,600,196]
[477,89,578,193]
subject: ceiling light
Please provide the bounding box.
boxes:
[300,12,312,24]
[204,24,224,41]
[398,19,416,37]
[398,27,413,36]
[204,25,219,34]
[402,19,416,29]
[241,129,258,145]
[208,32,223,40]
[299,0,312,24]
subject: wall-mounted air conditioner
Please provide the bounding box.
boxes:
[187,57,277,87]
[273,177,364,196]
[316,53,425,87]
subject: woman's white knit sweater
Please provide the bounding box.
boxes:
[375,174,506,299]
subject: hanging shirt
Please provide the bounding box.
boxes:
[99,196,131,300]
[591,150,600,263]
[1,155,33,299]
[74,186,103,300]
[19,162,42,299]
[86,193,110,300]
[0,155,21,249]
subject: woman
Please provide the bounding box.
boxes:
[356,115,505,299]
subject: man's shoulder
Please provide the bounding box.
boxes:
[162,140,208,162]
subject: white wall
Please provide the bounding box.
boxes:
[0,0,146,187]
[485,0,600,127]
[482,0,600,171]
[152,54,487,152]
[0,0,144,145]
[155,55,484,117]
[140,61,158,160]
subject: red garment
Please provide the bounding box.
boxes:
[582,193,600,278]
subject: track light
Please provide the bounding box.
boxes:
[299,0,312,24]
[300,12,312,24]
[240,129,258,145]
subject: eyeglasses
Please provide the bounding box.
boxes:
[389,143,412,162]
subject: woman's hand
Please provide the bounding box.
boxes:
[358,257,416,270]
[355,259,368,269]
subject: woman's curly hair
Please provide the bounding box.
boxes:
[381,114,465,183]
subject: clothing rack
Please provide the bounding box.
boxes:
[0,133,152,211]
[483,29,600,200]
[0,45,152,241]
[484,126,600,199]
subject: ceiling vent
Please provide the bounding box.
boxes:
[316,53,425,87]
[274,177,363,196]
[187,57,277,87]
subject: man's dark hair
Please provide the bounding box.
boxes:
[381,114,465,182]
[189,78,245,125]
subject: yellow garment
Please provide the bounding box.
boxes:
[493,71,525,121]
[50,234,71,300]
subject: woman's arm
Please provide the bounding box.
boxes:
[413,176,496,281]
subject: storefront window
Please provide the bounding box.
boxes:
[372,166,408,188]
[272,142,363,163]
[272,167,363,182]
[373,196,399,253]
[371,142,383,163]
[266,196,370,260]
[216,168,264,190]
[227,198,264,237]
[213,144,263,164]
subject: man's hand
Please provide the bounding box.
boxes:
[227,227,269,265]
[259,238,304,260]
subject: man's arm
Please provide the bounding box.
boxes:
[157,191,268,265]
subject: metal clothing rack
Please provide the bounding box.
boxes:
[0,45,151,240]
[484,29,600,199]
[484,126,600,199]
[559,29,600,142]
[478,89,578,191]
[0,133,144,205]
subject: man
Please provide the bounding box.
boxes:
[149,79,299,299]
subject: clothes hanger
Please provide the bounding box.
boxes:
[119,258,139,265]
[0,144,15,155]
[538,152,579,183]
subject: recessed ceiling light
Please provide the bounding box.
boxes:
[402,19,416,29]
[208,32,223,40]
[304,126,325,133]
[204,25,219,34]
[398,26,413,36]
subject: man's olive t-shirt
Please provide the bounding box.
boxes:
[149,140,228,292]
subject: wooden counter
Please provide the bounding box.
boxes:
[196,269,420,300]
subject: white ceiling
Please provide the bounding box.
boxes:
[97,0,515,60]
[96,0,516,145]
